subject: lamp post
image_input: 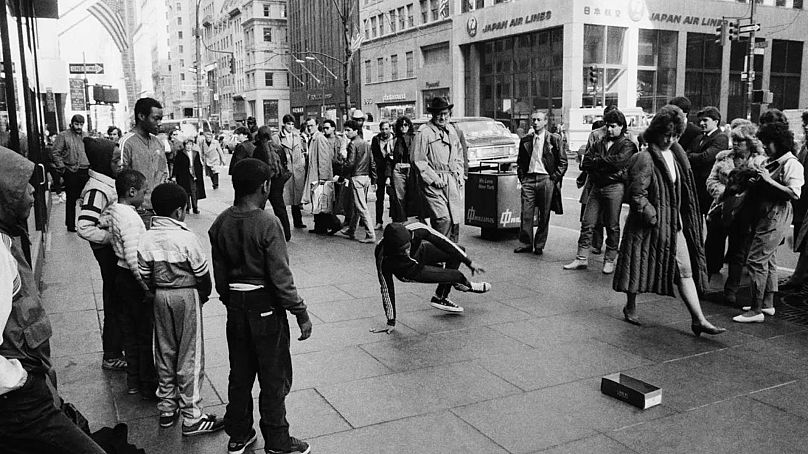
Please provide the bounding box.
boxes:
[305,55,338,120]
[195,0,203,131]
[300,50,349,122]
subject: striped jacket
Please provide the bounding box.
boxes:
[137,216,210,292]
[101,203,146,282]
[77,170,118,247]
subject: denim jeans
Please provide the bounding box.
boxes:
[747,202,792,311]
[389,164,410,222]
[92,245,123,360]
[576,183,624,261]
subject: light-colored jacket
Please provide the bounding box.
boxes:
[77,170,118,247]
[705,149,766,210]
[100,203,146,283]
[201,139,225,169]
[411,121,465,222]
[272,129,307,205]
[51,130,89,172]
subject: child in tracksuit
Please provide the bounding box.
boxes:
[137,182,224,435]
[101,169,157,397]
[209,158,312,454]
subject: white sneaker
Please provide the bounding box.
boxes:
[602,261,616,274]
[563,258,588,270]
[374,222,383,230]
[453,282,491,293]
[741,306,775,316]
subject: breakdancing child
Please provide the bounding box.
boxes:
[372,222,491,334]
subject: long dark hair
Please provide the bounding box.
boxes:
[254,125,285,178]
[395,116,413,137]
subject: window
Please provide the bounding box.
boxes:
[795,0,804,8]
[770,40,803,109]
[371,16,377,38]
[180,73,185,81]
[179,45,183,53]
[263,4,270,16]
[407,4,414,26]
[390,10,397,32]
[398,7,406,29]
[406,51,414,77]
[364,19,370,39]
[420,0,428,23]
[264,27,272,41]
[582,24,627,107]
[377,57,384,82]
[379,14,385,35]
[684,33,723,115]
[636,29,678,114]
[775,0,786,5]
[391,54,398,80]
[177,17,182,25]
[365,60,372,83]
[176,1,180,9]
[265,72,274,86]
[178,31,183,39]
[462,0,484,12]
[422,43,450,66]
[281,3,287,17]
[180,59,185,67]
[431,0,439,20]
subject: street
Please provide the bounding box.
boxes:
[42,159,808,454]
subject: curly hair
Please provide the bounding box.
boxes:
[394,116,413,136]
[603,108,627,130]
[757,121,794,156]
[759,108,787,126]
[730,122,764,156]
[643,105,686,147]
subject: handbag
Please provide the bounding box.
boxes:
[311,181,334,214]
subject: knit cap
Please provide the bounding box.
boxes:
[382,223,411,254]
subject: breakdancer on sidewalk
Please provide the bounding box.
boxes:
[372,222,491,334]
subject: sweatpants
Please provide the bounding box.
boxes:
[115,266,157,393]
[223,289,294,452]
[153,287,205,424]
[410,241,469,299]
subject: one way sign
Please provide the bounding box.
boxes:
[69,63,104,74]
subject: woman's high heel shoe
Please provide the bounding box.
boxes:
[691,323,727,337]
[622,307,641,326]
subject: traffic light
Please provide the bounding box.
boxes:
[752,89,773,104]
[588,66,597,86]
[728,21,740,41]
[715,20,728,46]
[229,56,235,74]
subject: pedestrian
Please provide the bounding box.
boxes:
[351,110,367,138]
[209,158,312,454]
[254,126,293,241]
[575,119,606,255]
[50,114,89,232]
[614,105,726,337]
[564,108,635,272]
[0,146,108,454]
[372,221,491,332]
[167,128,183,179]
[338,119,377,243]
[733,121,804,323]
[412,97,465,242]
[667,96,701,151]
[246,116,258,140]
[107,125,123,143]
[371,121,396,229]
[687,106,729,218]
[303,119,341,234]
[228,126,255,175]
[173,138,206,214]
[100,169,159,396]
[782,111,808,295]
[201,132,225,189]
[113,97,169,221]
[703,121,765,303]
[137,182,224,435]
[514,109,568,256]
[271,115,307,230]
[390,116,414,222]
[302,117,318,151]
[77,137,126,372]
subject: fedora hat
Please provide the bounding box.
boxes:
[426,97,453,113]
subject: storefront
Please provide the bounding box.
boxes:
[454,0,808,132]
[377,93,416,122]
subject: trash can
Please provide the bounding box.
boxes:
[465,162,521,239]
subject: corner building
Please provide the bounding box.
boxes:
[452,0,808,134]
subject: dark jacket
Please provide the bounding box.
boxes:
[341,136,375,181]
[678,122,702,152]
[371,133,395,177]
[580,134,638,187]
[173,149,206,201]
[517,131,568,214]
[228,140,255,175]
[688,128,730,215]
[393,133,414,164]
[613,143,708,296]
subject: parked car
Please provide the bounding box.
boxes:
[412,116,518,169]
[566,107,649,154]
[159,118,216,140]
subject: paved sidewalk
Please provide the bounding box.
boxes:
[42,171,808,454]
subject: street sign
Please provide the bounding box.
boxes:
[69,78,86,110]
[739,23,760,33]
[68,63,104,74]
[45,88,55,112]
[754,41,768,49]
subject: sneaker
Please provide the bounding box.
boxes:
[337,228,355,240]
[267,437,311,454]
[374,222,383,230]
[741,306,775,316]
[453,281,491,293]
[126,387,140,395]
[102,357,127,371]
[430,296,464,313]
[228,429,258,454]
[602,261,615,274]
[181,413,225,436]
[563,258,588,270]
[159,410,178,428]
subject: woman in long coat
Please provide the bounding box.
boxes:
[272,114,308,229]
[613,105,725,337]
[173,139,206,214]
[254,125,292,241]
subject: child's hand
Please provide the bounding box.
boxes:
[297,319,312,341]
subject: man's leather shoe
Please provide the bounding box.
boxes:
[533,249,543,255]
[514,246,533,253]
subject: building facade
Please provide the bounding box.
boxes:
[359,0,454,122]
[452,0,808,133]
[288,0,361,125]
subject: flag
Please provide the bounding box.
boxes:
[87,0,128,53]
[439,0,449,19]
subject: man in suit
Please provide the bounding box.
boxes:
[228,127,255,175]
[515,110,567,255]
[688,106,729,216]
[668,96,701,152]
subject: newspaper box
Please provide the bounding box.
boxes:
[465,163,520,239]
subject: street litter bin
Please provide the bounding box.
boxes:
[465,161,521,239]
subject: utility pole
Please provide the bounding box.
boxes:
[82,52,93,133]
[195,0,202,129]
[746,0,756,120]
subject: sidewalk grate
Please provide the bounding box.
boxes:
[777,292,808,327]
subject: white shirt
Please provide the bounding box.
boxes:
[778,153,805,198]
[661,149,677,184]
[0,234,26,395]
[528,131,548,175]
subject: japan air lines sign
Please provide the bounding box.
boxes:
[467,10,552,37]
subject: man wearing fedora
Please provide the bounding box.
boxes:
[412,97,465,243]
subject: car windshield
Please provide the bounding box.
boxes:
[454,120,512,140]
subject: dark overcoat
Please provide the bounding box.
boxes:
[173,149,206,200]
[613,142,707,296]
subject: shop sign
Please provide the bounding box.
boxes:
[291,106,304,114]
[45,88,55,113]
[584,1,723,28]
[425,81,441,89]
[69,78,86,111]
[307,92,333,101]
[480,11,552,34]
[363,98,374,105]
[382,93,407,102]
[467,17,478,37]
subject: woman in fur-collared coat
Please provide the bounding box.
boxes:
[613,105,725,337]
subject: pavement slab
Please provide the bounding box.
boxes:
[532,434,640,454]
